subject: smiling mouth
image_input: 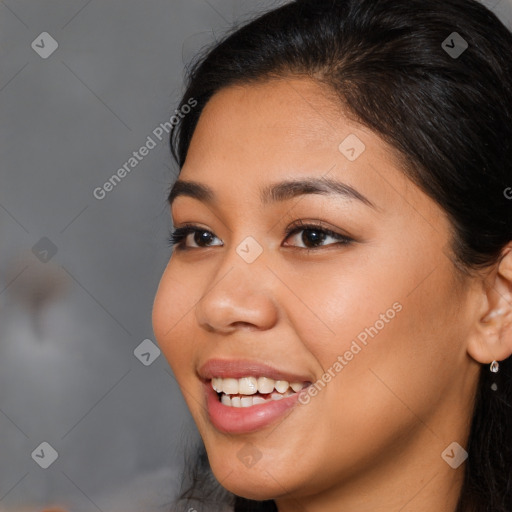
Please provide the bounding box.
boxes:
[211,376,310,408]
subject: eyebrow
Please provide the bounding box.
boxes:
[168,177,376,209]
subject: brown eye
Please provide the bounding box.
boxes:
[168,226,223,250]
[283,224,353,250]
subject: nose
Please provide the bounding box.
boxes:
[194,248,279,334]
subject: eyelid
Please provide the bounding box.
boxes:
[284,218,352,238]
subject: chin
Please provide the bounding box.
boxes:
[211,467,288,501]
[206,445,305,501]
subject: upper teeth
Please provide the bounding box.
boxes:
[211,376,305,395]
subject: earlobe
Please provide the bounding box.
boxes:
[466,244,512,366]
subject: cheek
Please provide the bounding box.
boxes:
[279,257,402,366]
[284,253,462,432]
[152,263,201,379]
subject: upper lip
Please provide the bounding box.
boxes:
[198,358,313,383]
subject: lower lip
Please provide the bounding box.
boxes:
[204,381,305,434]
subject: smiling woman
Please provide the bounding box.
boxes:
[151,0,512,511]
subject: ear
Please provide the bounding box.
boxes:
[466,243,512,366]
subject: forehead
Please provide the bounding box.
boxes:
[180,78,403,191]
[189,78,357,159]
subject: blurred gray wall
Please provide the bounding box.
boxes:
[0,0,510,511]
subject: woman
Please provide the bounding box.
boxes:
[152,0,512,510]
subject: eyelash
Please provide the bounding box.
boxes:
[167,221,353,252]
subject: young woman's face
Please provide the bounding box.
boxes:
[152,78,481,507]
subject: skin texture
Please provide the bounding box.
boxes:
[152,78,512,512]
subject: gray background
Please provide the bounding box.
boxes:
[0,1,510,511]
